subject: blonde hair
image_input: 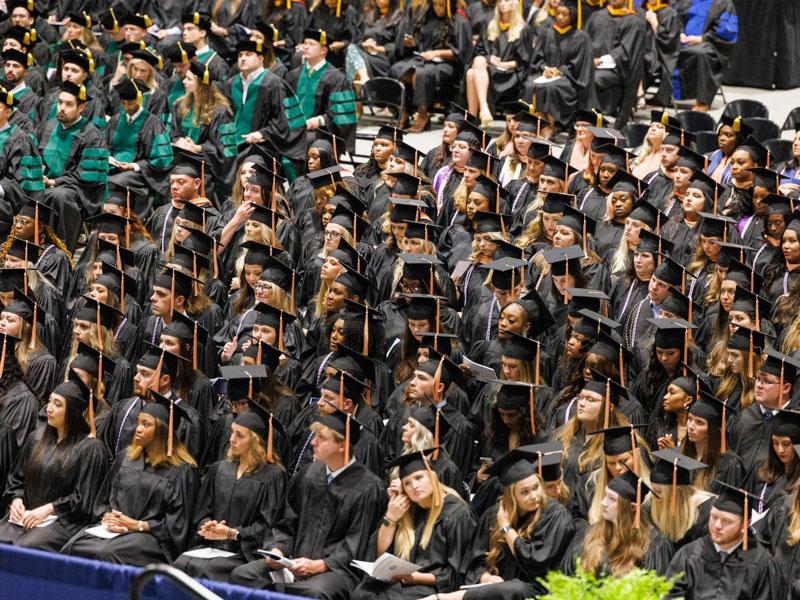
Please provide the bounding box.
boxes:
[13,319,47,371]
[485,478,546,573]
[314,266,347,318]
[127,417,197,468]
[555,405,631,472]
[487,0,524,42]
[610,222,652,275]
[127,58,158,90]
[648,483,714,542]
[581,494,652,576]
[469,231,507,263]
[714,349,762,409]
[393,471,464,560]
[177,77,233,127]
[586,447,650,524]
[225,426,278,472]
[782,318,800,356]
[786,487,800,546]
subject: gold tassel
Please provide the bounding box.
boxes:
[671,458,677,515]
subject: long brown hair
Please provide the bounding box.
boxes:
[177,79,232,127]
[581,494,652,576]
[127,417,197,468]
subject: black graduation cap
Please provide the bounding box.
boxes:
[388,448,441,480]
[739,135,770,168]
[543,245,584,277]
[236,39,267,54]
[762,194,795,216]
[172,150,206,181]
[650,110,681,128]
[162,312,208,369]
[18,198,57,234]
[375,125,404,143]
[3,25,35,48]
[330,184,367,215]
[0,268,30,293]
[54,370,98,435]
[417,349,463,391]
[558,205,596,247]
[527,139,554,161]
[509,289,556,339]
[2,48,30,68]
[237,239,272,268]
[690,389,736,445]
[473,211,512,235]
[662,123,695,147]
[730,284,772,322]
[75,295,123,331]
[220,364,267,401]
[608,170,648,198]
[636,229,674,256]
[566,288,609,318]
[95,239,135,272]
[485,449,539,487]
[588,128,623,153]
[95,261,137,309]
[712,480,759,550]
[334,268,371,299]
[330,204,369,242]
[607,467,653,516]
[130,48,163,70]
[573,308,620,338]
[399,253,441,290]
[60,80,88,103]
[761,348,800,387]
[119,12,152,29]
[541,192,573,214]
[652,255,689,289]
[539,155,576,183]
[472,176,510,213]
[583,370,629,417]
[676,145,706,171]
[696,211,737,241]
[258,256,296,296]
[70,341,117,386]
[501,332,541,362]
[724,258,762,294]
[718,114,754,139]
[465,150,494,172]
[591,423,647,455]
[390,173,423,198]
[456,119,491,151]
[142,389,190,456]
[648,317,695,351]
[496,381,542,435]
[517,441,564,482]
[403,293,447,321]
[629,199,667,232]
[163,41,196,64]
[308,165,344,190]
[327,239,362,273]
[588,330,633,377]
[749,167,788,193]
[389,198,425,222]
[335,342,376,381]
[3,287,42,347]
[244,337,290,371]
[727,325,772,354]
[153,267,200,305]
[172,241,211,276]
[402,220,441,244]
[114,78,148,104]
[669,362,709,398]
[714,241,749,271]
[494,239,525,260]
[137,343,187,380]
[771,408,800,441]
[343,299,385,324]
[574,108,606,127]
[598,144,633,171]
[661,287,702,322]
[59,49,92,73]
[409,404,453,444]
[85,212,131,238]
[392,140,421,169]
[650,449,706,497]
[234,400,279,462]
[481,257,527,291]
[513,111,545,136]
[6,237,43,263]
[182,10,212,30]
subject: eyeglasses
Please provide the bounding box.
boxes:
[254,283,272,293]
[577,394,600,404]
[324,230,342,239]
[755,375,779,386]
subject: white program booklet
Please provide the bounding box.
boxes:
[182,547,238,559]
[463,356,498,382]
[85,524,122,539]
[533,75,562,84]
[351,553,421,581]
[8,513,58,528]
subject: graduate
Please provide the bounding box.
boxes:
[0,373,108,551]
[288,29,358,153]
[229,409,388,599]
[221,39,307,174]
[64,390,201,566]
[36,80,109,252]
[106,78,174,209]
[174,400,287,581]
[2,47,39,120]
[181,12,232,81]
[666,482,782,599]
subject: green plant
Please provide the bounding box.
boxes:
[536,559,679,600]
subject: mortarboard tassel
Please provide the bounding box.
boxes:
[435,298,441,335]
[257,340,263,365]
[433,409,440,460]
[167,398,174,457]
[96,303,102,348]
[721,400,727,453]
[338,372,344,410]
[29,304,36,351]
[88,390,96,438]
[671,458,678,515]
[535,341,540,385]
[603,379,611,429]
[267,414,274,463]
[246,370,253,399]
[742,490,749,550]
[34,203,39,245]
[170,270,175,316]
[363,310,369,355]
[563,252,569,305]
[630,426,638,474]
[529,386,536,435]
[97,353,103,398]
[422,453,440,506]
[748,330,754,378]
[192,322,198,370]
[537,451,543,479]
[0,336,6,379]
[344,414,351,463]
[432,356,444,406]
[634,477,642,529]
[278,312,285,353]
[212,238,219,280]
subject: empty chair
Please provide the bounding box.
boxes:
[356,77,406,128]
[695,131,719,155]
[621,123,650,150]
[676,110,716,134]
[720,99,769,122]
[781,107,800,133]
[742,117,780,142]
[763,138,794,166]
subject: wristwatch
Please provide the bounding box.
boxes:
[381,516,396,527]
[138,520,145,532]
[500,525,512,535]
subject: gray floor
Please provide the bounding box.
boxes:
[354,84,800,159]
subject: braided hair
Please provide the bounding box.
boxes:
[0,222,74,268]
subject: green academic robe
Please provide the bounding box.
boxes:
[0,123,44,235]
[169,103,237,188]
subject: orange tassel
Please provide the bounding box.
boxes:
[529,386,536,435]
[742,492,749,550]
[344,414,351,463]
[88,390,96,438]
[634,478,642,529]
[671,459,677,515]
[167,399,174,457]
[267,414,274,463]
[433,409,440,460]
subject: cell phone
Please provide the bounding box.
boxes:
[310,396,320,404]
[480,457,494,467]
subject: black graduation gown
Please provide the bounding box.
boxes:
[0,123,45,235]
[64,453,200,565]
[202,410,290,473]
[0,379,39,449]
[352,494,477,599]
[174,459,287,581]
[730,402,794,483]
[307,4,362,70]
[474,23,534,110]
[643,168,675,211]
[206,0,262,60]
[524,25,593,123]
[765,494,800,596]
[106,107,173,203]
[595,220,625,261]
[229,460,388,598]
[23,350,57,401]
[563,523,673,576]
[101,395,204,462]
[462,501,575,600]
[666,534,782,600]
[265,2,309,63]
[390,9,472,108]
[170,103,237,189]
[356,10,403,77]
[676,0,738,106]
[0,434,108,551]
[505,178,538,238]
[636,4,681,106]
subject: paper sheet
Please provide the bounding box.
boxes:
[85,524,122,539]
[463,356,498,382]
[182,547,238,559]
[8,513,58,528]
[533,75,561,83]
[351,553,421,581]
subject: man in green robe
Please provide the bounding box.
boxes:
[288,29,358,156]
[106,78,174,217]
[34,49,106,130]
[2,47,38,121]
[0,80,44,236]
[221,39,306,177]
[163,41,197,109]
[36,81,108,252]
